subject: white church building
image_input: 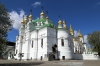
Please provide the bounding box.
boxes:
[14,8,99,61]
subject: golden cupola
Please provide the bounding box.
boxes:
[21,16,25,24]
[40,7,45,18]
[69,24,74,35]
[24,15,29,22]
[46,11,49,21]
[78,30,83,38]
[46,16,49,20]
[63,20,67,29]
[29,9,33,19]
[58,20,62,24]
[21,19,25,24]
[29,14,33,18]
[58,20,63,28]
[40,11,44,16]
[58,15,62,24]
[58,15,63,28]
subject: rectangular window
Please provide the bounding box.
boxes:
[22,36,23,39]
[41,39,43,47]
[32,40,33,48]
[68,39,70,47]
[61,39,64,46]
[16,49,17,54]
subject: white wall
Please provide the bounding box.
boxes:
[21,41,29,59]
[30,30,38,60]
[47,27,57,53]
[30,27,49,60]
[57,29,73,60]
[47,27,57,59]
[74,54,99,60]
[38,27,48,60]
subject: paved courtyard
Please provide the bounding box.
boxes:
[0,60,100,66]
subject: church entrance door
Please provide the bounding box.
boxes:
[40,56,42,60]
[62,56,65,60]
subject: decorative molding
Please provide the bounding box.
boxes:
[32,38,38,40]
[58,37,68,40]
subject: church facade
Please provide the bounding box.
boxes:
[14,9,99,61]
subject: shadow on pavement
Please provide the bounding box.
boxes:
[0,62,44,66]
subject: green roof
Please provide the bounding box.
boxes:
[33,18,46,22]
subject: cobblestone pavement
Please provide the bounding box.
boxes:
[0,60,100,66]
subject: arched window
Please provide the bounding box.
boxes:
[16,50,17,54]
[35,23,37,26]
[68,38,70,47]
[61,39,64,46]
[39,23,41,26]
[32,40,33,48]
[33,23,35,26]
[41,22,43,26]
[41,38,43,47]
[22,36,23,39]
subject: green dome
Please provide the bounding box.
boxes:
[30,18,57,31]
[32,18,57,29]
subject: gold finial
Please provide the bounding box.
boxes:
[58,15,62,24]
[69,24,74,35]
[40,6,44,16]
[78,30,83,38]
[59,15,60,20]
[21,16,25,24]
[29,9,33,18]
[42,6,43,11]
[46,11,49,20]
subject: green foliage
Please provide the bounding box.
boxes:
[87,31,100,56]
[0,2,12,55]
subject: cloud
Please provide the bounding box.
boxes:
[32,1,41,8]
[94,2,100,7]
[9,9,25,30]
[74,30,88,44]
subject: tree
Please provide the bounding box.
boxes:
[87,31,100,56]
[0,2,12,56]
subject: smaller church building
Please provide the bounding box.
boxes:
[14,8,99,61]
